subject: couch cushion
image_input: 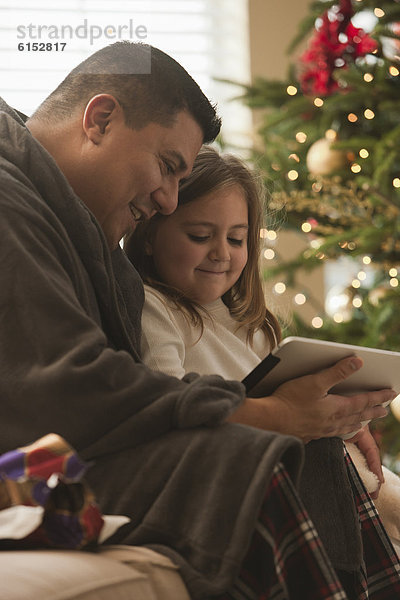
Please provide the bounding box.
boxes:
[98,545,190,600]
[0,548,170,600]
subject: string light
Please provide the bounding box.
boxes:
[266,230,277,241]
[351,163,362,173]
[296,132,307,143]
[353,297,363,308]
[260,228,268,238]
[289,153,300,162]
[389,66,400,77]
[301,222,312,233]
[312,182,323,192]
[333,313,344,323]
[348,113,358,123]
[294,293,306,305]
[363,256,372,265]
[389,268,398,277]
[303,248,313,259]
[312,317,323,328]
[348,242,356,250]
[308,248,320,259]
[325,129,337,141]
[263,248,275,260]
[351,279,361,288]
[288,169,299,181]
[359,148,369,158]
[374,7,385,18]
[287,85,298,96]
[390,278,399,288]
[274,282,286,294]
[363,73,374,82]
[393,178,400,188]
[364,108,375,120]
[314,97,324,107]
[357,271,367,281]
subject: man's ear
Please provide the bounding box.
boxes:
[82,94,122,144]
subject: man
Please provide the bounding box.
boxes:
[0,42,397,599]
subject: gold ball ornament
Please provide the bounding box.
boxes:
[306,138,349,176]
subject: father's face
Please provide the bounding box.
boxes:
[77,105,203,250]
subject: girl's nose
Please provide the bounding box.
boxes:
[209,239,230,262]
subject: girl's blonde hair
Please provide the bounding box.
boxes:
[125,146,281,348]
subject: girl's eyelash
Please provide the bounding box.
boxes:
[188,234,208,242]
[188,234,244,246]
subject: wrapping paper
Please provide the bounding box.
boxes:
[0,433,105,549]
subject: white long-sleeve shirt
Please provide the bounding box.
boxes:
[141,285,270,380]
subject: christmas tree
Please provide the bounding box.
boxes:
[241,0,400,469]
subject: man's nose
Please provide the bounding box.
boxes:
[152,179,179,216]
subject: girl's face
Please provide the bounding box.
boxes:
[148,184,249,304]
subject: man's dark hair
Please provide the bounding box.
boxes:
[32,42,221,143]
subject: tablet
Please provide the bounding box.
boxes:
[243,336,400,398]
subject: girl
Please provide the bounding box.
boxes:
[126,146,400,599]
[126,145,280,380]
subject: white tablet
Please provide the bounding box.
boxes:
[243,336,400,398]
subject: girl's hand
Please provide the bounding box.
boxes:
[347,426,384,499]
[228,356,396,443]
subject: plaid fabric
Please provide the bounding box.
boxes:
[219,462,347,600]
[217,457,400,600]
[0,433,104,549]
[344,449,400,599]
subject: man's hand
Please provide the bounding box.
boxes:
[228,356,397,443]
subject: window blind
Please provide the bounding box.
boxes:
[0,0,251,146]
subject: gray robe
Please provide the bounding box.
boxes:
[0,99,304,598]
